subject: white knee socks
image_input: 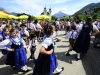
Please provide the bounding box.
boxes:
[77,53,80,59]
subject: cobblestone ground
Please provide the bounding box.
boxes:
[0,31,100,75]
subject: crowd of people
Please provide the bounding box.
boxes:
[0,17,100,75]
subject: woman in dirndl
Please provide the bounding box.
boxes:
[73,17,99,60]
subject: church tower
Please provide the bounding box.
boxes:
[44,6,47,15]
[49,7,51,16]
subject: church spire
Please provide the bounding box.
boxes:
[44,4,47,15]
[49,6,51,15]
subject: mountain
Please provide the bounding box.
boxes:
[0,7,8,13]
[53,11,69,19]
[10,12,19,16]
[0,7,5,11]
[75,2,100,15]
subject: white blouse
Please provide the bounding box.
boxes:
[20,29,29,37]
[27,40,38,50]
[42,37,53,49]
[68,30,78,39]
[0,38,27,49]
[51,31,56,38]
[97,22,100,29]
[77,24,99,32]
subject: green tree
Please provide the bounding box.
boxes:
[92,13,98,20]
[79,14,87,20]
[28,16,36,21]
[61,16,69,21]
[51,16,57,21]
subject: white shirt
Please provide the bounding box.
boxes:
[42,37,53,49]
[77,24,98,32]
[75,23,83,32]
[28,40,37,46]
[0,38,27,49]
[0,24,4,31]
[97,22,100,29]
[28,23,36,30]
[20,29,29,37]
[68,30,78,39]
[2,24,6,28]
[27,39,38,50]
[51,31,56,38]
[56,21,60,25]
[92,24,98,31]
[35,23,42,31]
[67,21,71,26]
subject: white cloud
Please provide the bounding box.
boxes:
[8,0,72,15]
[0,0,81,15]
[46,0,71,4]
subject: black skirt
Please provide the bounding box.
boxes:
[33,54,50,75]
[73,32,90,53]
[6,51,15,67]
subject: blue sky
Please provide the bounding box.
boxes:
[0,0,100,16]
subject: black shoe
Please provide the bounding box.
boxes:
[20,69,30,72]
[29,58,34,61]
[12,66,18,70]
[29,56,35,61]
[76,58,81,61]
[11,66,19,70]
[66,53,71,56]
[34,59,37,64]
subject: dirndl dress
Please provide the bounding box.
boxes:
[6,38,27,67]
[73,24,93,53]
